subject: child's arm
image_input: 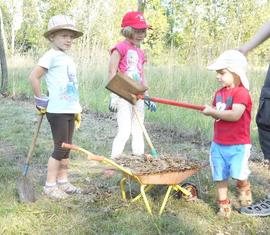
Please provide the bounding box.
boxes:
[202,103,246,122]
[108,50,121,112]
[239,20,270,55]
[29,65,46,97]
[108,50,121,80]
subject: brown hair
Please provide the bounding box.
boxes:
[121,26,134,39]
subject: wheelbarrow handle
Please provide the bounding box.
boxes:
[61,143,133,176]
[137,95,204,111]
[61,143,104,162]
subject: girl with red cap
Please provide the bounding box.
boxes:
[108,11,156,158]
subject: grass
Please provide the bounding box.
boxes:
[6,54,267,145]
[1,55,269,234]
[0,95,270,234]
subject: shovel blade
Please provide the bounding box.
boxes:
[106,72,148,105]
[16,176,36,203]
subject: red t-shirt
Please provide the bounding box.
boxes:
[212,86,252,145]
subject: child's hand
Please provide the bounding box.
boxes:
[34,95,49,114]
[146,101,157,112]
[202,104,215,116]
[144,96,157,112]
[109,93,120,113]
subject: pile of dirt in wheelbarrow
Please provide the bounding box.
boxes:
[114,154,205,175]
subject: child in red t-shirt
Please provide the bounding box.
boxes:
[202,50,253,218]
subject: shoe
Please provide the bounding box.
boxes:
[237,181,252,207]
[217,199,231,219]
[58,182,81,194]
[240,196,270,217]
[43,185,68,200]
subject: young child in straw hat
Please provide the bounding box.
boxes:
[202,50,253,218]
[29,15,83,200]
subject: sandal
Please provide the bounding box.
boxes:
[240,196,270,217]
[58,182,81,194]
[43,185,68,200]
[217,199,231,219]
[237,181,252,207]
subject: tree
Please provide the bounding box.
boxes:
[138,0,146,12]
[0,7,8,96]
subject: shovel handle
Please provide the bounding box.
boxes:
[61,143,104,162]
[133,107,158,158]
[25,114,44,164]
[137,95,204,111]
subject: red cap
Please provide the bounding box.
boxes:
[121,11,150,29]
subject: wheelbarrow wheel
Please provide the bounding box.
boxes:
[177,182,198,201]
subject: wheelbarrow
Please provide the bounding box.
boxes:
[62,143,206,216]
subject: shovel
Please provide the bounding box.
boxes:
[106,73,204,111]
[17,114,44,203]
[106,72,148,104]
[107,73,158,157]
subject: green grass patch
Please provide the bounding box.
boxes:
[6,55,266,145]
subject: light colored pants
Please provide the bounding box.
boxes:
[111,98,145,158]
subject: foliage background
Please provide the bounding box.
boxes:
[1,0,270,64]
[1,0,270,143]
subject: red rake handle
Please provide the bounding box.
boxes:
[137,95,204,111]
[61,143,104,162]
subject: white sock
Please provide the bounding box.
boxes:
[57,179,68,184]
[45,182,56,187]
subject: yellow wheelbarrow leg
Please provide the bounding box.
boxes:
[132,184,154,202]
[139,185,153,215]
[159,185,173,215]
[173,184,191,197]
[120,177,127,200]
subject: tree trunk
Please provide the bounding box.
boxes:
[137,0,146,12]
[0,7,8,96]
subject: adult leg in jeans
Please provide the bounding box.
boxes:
[240,65,270,216]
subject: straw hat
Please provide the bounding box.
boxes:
[207,50,249,90]
[43,15,83,39]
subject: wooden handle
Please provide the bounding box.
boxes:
[133,107,157,156]
[61,143,133,175]
[61,143,104,162]
[25,114,44,164]
[61,143,80,151]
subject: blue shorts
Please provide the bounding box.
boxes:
[209,142,251,181]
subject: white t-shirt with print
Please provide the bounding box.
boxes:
[38,48,82,113]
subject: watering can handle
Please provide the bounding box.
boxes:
[137,95,204,111]
[61,143,104,162]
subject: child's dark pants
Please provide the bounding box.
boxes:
[46,113,75,160]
